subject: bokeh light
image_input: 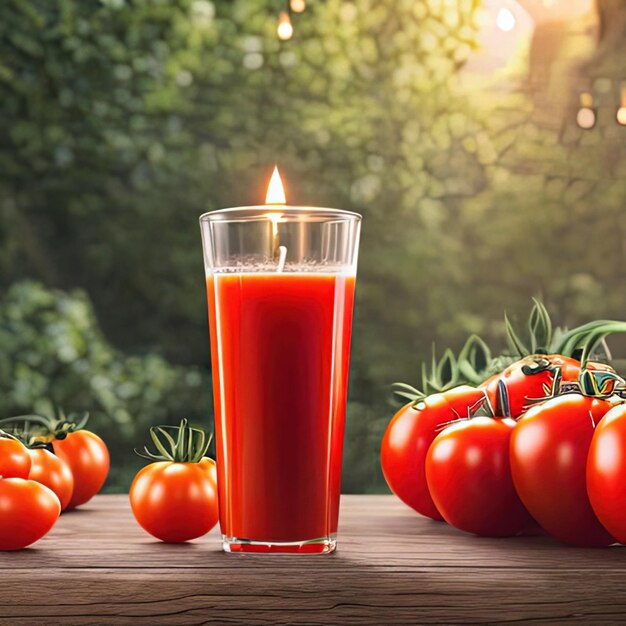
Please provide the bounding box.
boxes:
[290,0,306,13]
[496,7,516,32]
[277,11,293,41]
[576,107,596,129]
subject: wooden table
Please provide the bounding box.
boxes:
[2,495,626,625]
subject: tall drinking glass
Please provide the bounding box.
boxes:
[200,206,361,553]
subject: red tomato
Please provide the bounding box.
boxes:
[0,478,61,550]
[510,394,614,547]
[28,448,75,511]
[53,430,109,509]
[381,386,487,520]
[0,436,31,479]
[129,457,219,543]
[481,355,582,417]
[587,403,626,543]
[426,417,533,537]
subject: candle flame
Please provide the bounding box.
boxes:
[265,166,286,204]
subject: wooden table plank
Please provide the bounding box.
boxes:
[1,495,625,624]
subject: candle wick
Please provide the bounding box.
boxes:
[277,246,287,273]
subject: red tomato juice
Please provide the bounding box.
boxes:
[206,272,356,551]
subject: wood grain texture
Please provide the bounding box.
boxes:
[1,495,625,625]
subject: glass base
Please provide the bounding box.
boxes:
[222,533,337,554]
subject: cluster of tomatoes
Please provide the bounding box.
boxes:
[0,412,219,550]
[381,350,626,547]
[0,412,109,550]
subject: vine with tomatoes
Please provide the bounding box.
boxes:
[381,300,626,547]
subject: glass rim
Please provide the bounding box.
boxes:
[199,205,362,223]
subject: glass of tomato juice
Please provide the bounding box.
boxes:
[200,205,361,553]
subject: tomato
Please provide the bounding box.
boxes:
[28,448,74,511]
[587,403,626,543]
[426,417,533,537]
[381,386,487,520]
[53,430,109,509]
[510,394,614,547]
[479,373,500,411]
[481,355,582,417]
[130,457,219,543]
[0,478,61,550]
[0,435,31,479]
[481,356,618,418]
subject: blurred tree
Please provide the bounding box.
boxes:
[0,281,210,490]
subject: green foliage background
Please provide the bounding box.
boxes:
[0,0,624,492]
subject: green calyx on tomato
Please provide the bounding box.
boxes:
[445,300,625,416]
[0,407,90,442]
[135,418,212,464]
[496,304,626,400]
[392,337,491,406]
[412,299,626,392]
[2,422,54,453]
[501,299,626,369]
[0,428,21,444]
[391,301,626,414]
[504,298,553,358]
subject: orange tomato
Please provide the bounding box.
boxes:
[0,478,61,550]
[480,354,581,417]
[53,430,109,509]
[0,436,31,479]
[28,448,75,511]
[130,458,219,543]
